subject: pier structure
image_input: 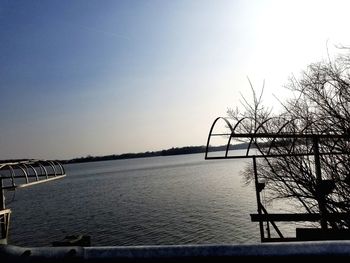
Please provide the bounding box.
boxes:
[205,117,350,242]
[0,160,66,244]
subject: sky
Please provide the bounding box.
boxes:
[1,0,350,160]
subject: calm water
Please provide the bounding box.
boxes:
[7,151,261,246]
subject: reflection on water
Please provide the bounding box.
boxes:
[7,151,261,246]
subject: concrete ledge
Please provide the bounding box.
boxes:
[2,241,350,262]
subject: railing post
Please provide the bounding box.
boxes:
[266,220,271,239]
[0,178,6,241]
[253,157,264,242]
[313,136,328,230]
[0,178,4,210]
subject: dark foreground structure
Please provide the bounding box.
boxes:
[2,241,350,262]
[206,117,350,242]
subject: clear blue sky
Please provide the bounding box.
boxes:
[1,0,350,159]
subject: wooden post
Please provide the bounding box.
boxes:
[313,136,328,230]
[253,157,265,242]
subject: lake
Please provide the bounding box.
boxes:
[7,151,261,246]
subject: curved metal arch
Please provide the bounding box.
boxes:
[231,116,255,133]
[0,163,14,171]
[51,161,58,176]
[7,165,16,188]
[52,161,65,175]
[0,164,15,188]
[0,160,66,190]
[302,117,349,155]
[267,118,298,155]
[206,115,350,160]
[270,117,323,155]
[25,163,39,181]
[225,117,250,157]
[14,164,29,184]
[21,163,31,178]
[246,117,276,157]
[44,160,57,176]
[37,161,49,179]
[205,117,234,159]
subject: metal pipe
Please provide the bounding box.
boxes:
[205,151,350,160]
[253,157,264,242]
[313,136,328,230]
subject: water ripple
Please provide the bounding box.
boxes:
[8,153,260,246]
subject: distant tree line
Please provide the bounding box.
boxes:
[61,143,251,164]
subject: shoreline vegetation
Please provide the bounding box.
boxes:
[61,143,251,164]
[0,143,251,165]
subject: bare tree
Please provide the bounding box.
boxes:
[228,50,350,228]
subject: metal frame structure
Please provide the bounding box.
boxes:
[0,160,66,244]
[205,117,350,242]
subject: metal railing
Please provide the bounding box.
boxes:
[205,117,350,242]
[0,160,66,244]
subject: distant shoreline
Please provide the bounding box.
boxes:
[0,143,251,165]
[60,143,251,164]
